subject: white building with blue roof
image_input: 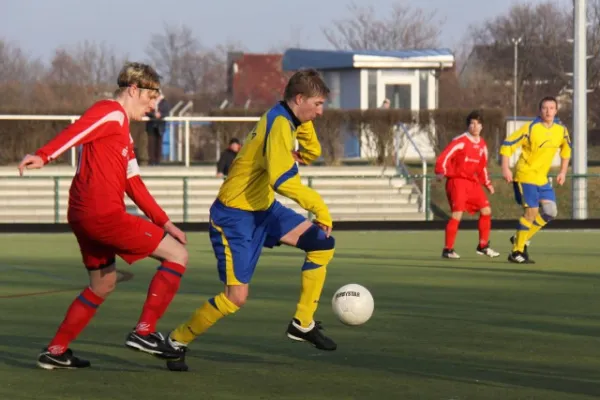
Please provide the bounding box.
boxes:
[282,48,455,161]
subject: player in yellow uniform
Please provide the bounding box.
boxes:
[163,69,336,371]
[500,96,571,264]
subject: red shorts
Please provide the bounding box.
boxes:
[445,178,489,214]
[69,211,165,270]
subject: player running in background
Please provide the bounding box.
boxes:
[18,62,188,370]
[500,96,571,264]
[163,69,336,372]
[435,110,500,259]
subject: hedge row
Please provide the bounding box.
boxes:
[209,108,507,165]
[0,108,506,165]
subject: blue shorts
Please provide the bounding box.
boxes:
[209,200,307,285]
[513,182,556,207]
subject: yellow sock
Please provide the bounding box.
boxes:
[294,249,334,328]
[513,217,533,252]
[171,292,239,345]
[526,214,547,242]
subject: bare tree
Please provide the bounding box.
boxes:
[322,1,444,51]
[0,39,43,83]
[146,23,199,88]
[463,1,572,115]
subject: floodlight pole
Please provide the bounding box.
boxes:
[572,0,588,219]
[511,37,522,126]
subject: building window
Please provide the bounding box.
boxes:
[419,70,429,110]
[368,70,377,108]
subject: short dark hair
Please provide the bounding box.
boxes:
[283,68,330,101]
[466,110,483,127]
[229,138,240,145]
[539,96,558,110]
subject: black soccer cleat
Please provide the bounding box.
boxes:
[476,242,500,258]
[125,330,180,360]
[510,236,530,260]
[286,319,337,351]
[442,248,460,259]
[164,334,189,372]
[508,251,535,264]
[37,348,91,370]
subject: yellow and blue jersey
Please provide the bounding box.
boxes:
[216,101,331,227]
[500,117,571,186]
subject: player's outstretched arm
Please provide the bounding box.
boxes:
[34,104,124,165]
[266,118,332,228]
[125,156,187,244]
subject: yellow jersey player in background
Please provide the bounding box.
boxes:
[163,69,336,371]
[500,96,571,264]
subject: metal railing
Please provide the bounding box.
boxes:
[1,174,423,223]
[396,123,428,216]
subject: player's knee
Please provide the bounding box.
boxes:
[90,277,117,298]
[541,201,557,220]
[480,207,491,216]
[297,224,335,252]
[297,224,335,267]
[523,207,538,221]
[225,285,248,308]
[167,245,189,270]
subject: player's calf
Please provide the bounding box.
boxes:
[289,224,337,350]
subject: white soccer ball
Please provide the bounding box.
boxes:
[331,283,374,326]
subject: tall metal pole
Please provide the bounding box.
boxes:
[573,0,588,219]
[512,37,522,127]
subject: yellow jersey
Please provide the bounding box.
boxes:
[216,101,332,227]
[499,117,571,185]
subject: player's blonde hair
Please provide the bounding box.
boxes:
[284,69,330,101]
[114,62,161,96]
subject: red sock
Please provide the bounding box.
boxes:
[47,287,104,355]
[478,214,492,247]
[136,261,186,335]
[445,218,460,249]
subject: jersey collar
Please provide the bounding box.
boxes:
[279,101,301,129]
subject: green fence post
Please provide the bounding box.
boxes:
[183,177,189,223]
[54,177,60,223]
[307,176,314,220]
[425,176,431,221]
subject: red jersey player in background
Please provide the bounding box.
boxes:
[18,62,188,370]
[434,110,500,259]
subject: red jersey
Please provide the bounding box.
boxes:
[35,100,168,226]
[434,132,491,186]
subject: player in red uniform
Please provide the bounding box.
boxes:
[18,62,188,370]
[434,110,500,259]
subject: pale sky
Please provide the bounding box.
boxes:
[2,0,568,62]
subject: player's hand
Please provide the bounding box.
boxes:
[502,168,513,183]
[164,221,187,245]
[18,154,44,176]
[556,172,567,186]
[435,174,445,182]
[486,184,495,194]
[292,151,306,165]
[314,221,332,238]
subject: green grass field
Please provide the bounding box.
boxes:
[1,230,600,400]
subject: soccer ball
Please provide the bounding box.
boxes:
[331,284,374,326]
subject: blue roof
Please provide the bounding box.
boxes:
[282,48,454,71]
